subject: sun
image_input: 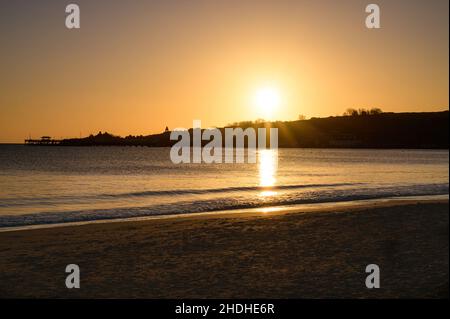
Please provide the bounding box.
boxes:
[253,86,281,119]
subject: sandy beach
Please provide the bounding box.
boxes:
[0,199,448,299]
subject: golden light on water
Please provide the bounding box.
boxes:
[258,149,278,197]
[260,207,283,214]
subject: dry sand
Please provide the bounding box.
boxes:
[0,199,448,298]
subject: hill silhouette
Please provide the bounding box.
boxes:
[58,111,448,149]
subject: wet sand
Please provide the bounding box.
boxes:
[0,199,448,298]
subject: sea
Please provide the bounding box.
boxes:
[0,145,448,228]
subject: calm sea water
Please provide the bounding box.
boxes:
[0,145,448,227]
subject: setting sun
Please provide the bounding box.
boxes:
[253,86,281,119]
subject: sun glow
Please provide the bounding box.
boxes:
[253,86,281,119]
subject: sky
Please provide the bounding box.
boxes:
[0,0,448,143]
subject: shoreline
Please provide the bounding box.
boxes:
[0,197,448,298]
[0,194,448,233]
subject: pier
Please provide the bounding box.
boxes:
[24,136,62,145]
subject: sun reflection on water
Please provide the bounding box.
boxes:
[258,149,278,197]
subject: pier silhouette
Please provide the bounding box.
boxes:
[25,136,61,145]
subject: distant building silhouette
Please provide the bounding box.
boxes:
[25,111,449,149]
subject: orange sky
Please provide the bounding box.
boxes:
[0,0,448,143]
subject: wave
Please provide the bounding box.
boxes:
[0,183,447,228]
[0,182,359,207]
